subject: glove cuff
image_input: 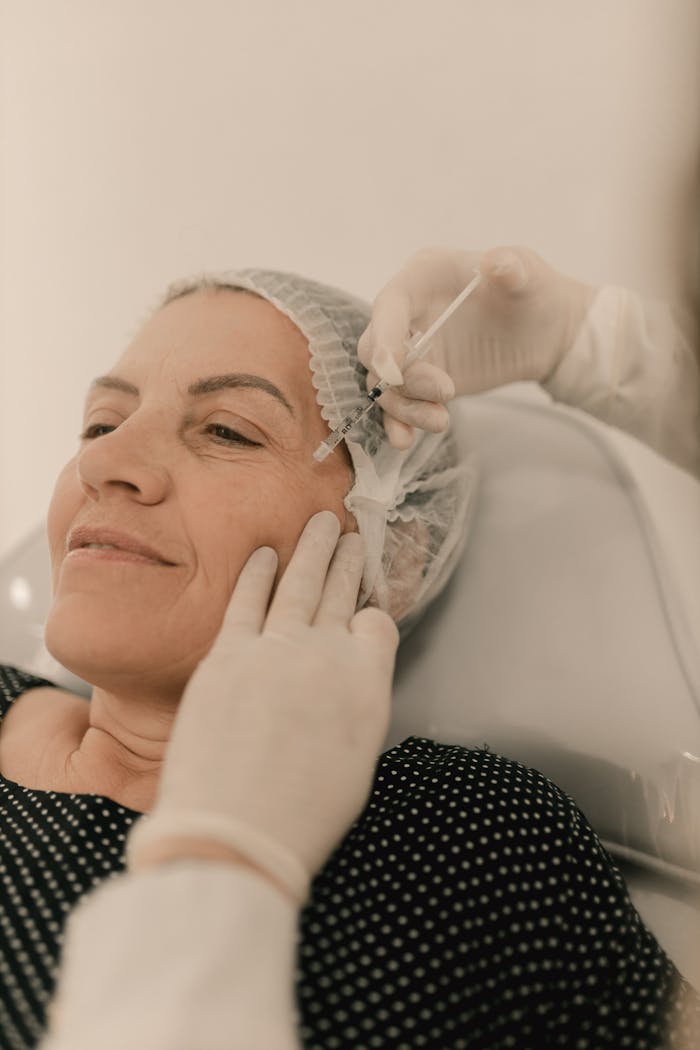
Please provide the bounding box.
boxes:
[126,810,310,905]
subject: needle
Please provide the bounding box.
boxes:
[313,271,482,462]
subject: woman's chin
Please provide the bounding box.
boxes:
[43,609,195,694]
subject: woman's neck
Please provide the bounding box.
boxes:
[63,686,177,811]
[0,682,181,813]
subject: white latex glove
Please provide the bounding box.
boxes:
[358,245,597,448]
[127,511,399,903]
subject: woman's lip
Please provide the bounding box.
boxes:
[66,526,175,564]
[65,548,173,566]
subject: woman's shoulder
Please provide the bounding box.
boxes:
[376,736,578,825]
[0,662,90,733]
[0,665,91,792]
[356,737,621,900]
[0,664,61,718]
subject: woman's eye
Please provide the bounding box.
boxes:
[206,423,262,448]
[78,421,262,448]
[79,423,116,440]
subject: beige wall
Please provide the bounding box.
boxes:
[1,0,699,558]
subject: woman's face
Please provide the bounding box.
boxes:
[45,289,355,696]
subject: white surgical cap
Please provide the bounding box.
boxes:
[162,269,477,635]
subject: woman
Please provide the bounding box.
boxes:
[2,267,469,1049]
[2,253,697,1048]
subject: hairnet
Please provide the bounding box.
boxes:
[162,269,477,635]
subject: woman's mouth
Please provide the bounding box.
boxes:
[65,545,173,566]
[66,526,177,566]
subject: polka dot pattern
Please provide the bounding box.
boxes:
[296,739,700,1048]
[0,667,698,1049]
[0,667,139,1049]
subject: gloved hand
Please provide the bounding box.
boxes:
[126,511,399,904]
[358,245,597,448]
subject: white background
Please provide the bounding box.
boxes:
[1,0,699,559]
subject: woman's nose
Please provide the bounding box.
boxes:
[77,419,171,505]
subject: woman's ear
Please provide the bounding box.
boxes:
[353,517,429,624]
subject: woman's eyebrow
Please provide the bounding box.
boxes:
[188,374,295,416]
[88,376,140,398]
[87,373,295,417]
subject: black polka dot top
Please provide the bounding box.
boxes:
[296,743,700,1048]
[0,666,140,1049]
[1,665,698,1049]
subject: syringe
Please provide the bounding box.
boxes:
[313,270,482,462]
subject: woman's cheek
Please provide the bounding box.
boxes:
[214,459,352,580]
[207,475,296,574]
[46,457,82,588]
[269,486,350,573]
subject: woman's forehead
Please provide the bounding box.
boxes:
[118,289,314,401]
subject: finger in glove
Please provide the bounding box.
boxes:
[314,532,365,627]
[366,359,455,403]
[264,511,341,631]
[377,388,450,433]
